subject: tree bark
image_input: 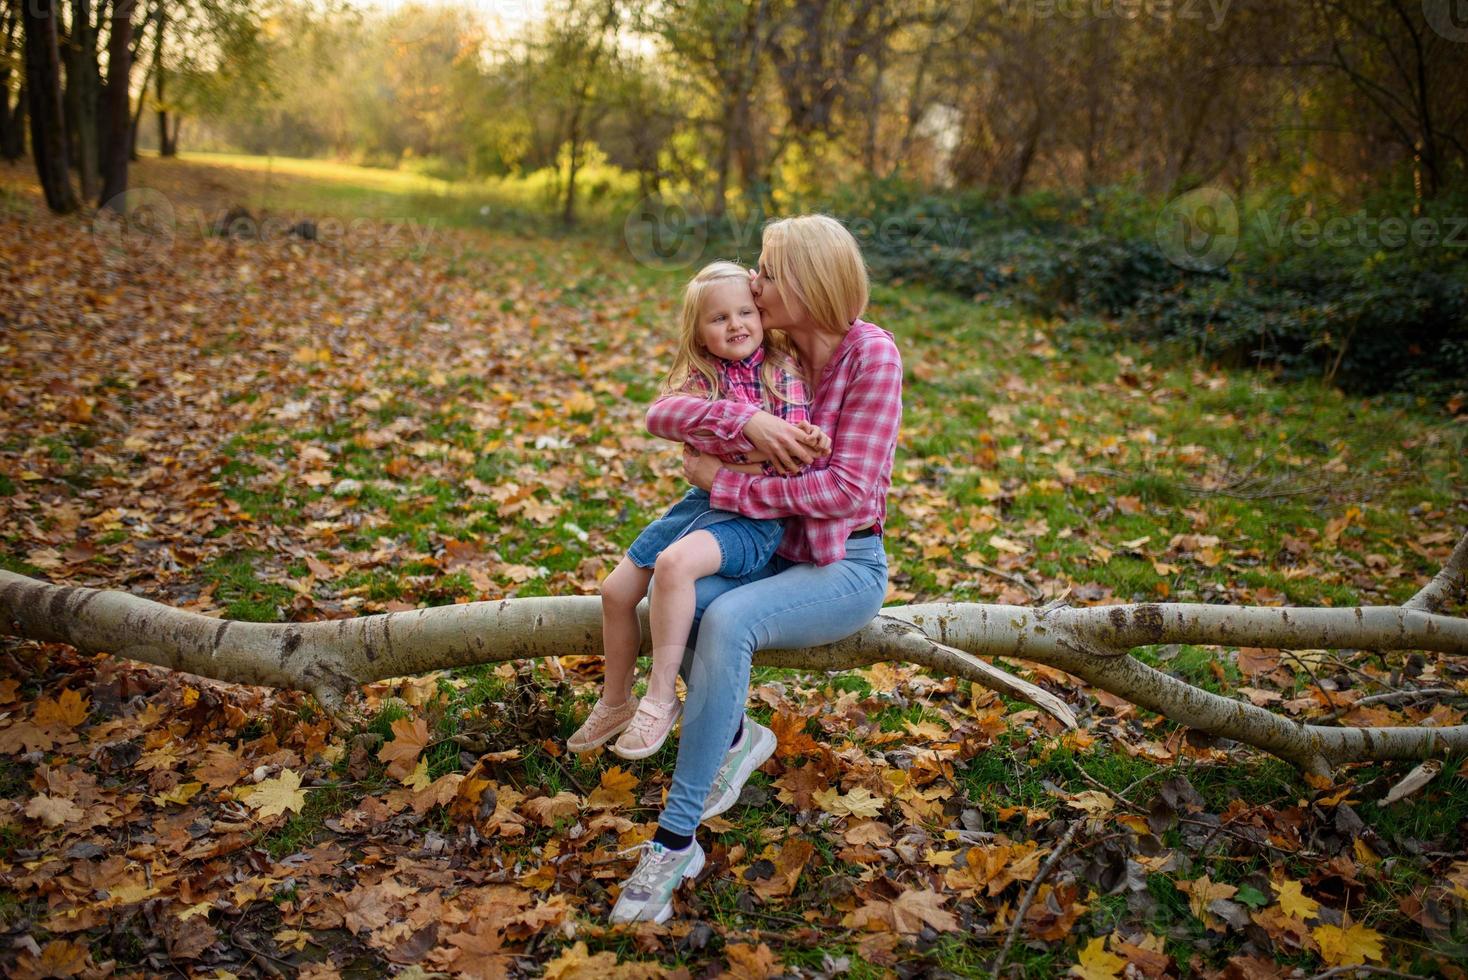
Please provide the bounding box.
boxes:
[22,0,78,212]
[154,2,172,157]
[65,0,101,201]
[97,0,135,209]
[3,528,1465,778]
[0,1,25,162]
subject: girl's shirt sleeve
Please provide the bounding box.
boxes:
[709,342,901,518]
[644,377,759,457]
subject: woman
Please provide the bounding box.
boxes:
[609,214,903,925]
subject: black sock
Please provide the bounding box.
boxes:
[653,826,694,851]
[730,717,745,750]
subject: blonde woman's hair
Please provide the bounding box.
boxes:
[761,214,869,335]
[662,260,801,411]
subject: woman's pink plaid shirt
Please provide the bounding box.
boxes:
[645,319,902,566]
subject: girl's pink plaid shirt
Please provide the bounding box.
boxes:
[646,319,902,566]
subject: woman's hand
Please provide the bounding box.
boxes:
[683,447,723,491]
[742,411,821,474]
[796,421,832,457]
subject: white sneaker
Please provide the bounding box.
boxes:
[700,717,777,823]
[608,838,706,924]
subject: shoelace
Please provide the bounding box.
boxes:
[615,842,675,889]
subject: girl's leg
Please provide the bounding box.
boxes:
[646,531,724,703]
[600,557,653,704]
[658,541,889,835]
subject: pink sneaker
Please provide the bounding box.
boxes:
[612,696,682,760]
[567,696,640,754]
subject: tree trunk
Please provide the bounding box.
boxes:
[0,83,25,161]
[65,0,101,201]
[0,2,24,161]
[154,1,172,156]
[97,0,134,208]
[22,0,79,213]
[3,530,1465,778]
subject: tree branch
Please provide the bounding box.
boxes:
[3,526,1466,777]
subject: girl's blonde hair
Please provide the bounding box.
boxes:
[662,260,800,410]
[761,214,869,335]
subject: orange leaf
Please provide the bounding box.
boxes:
[378,716,431,780]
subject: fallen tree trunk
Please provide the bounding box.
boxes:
[2,528,1465,777]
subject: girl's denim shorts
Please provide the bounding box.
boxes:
[627,487,784,578]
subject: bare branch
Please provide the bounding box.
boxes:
[1405,528,1468,613]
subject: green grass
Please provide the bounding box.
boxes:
[4,153,1461,979]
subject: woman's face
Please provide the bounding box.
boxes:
[750,253,807,334]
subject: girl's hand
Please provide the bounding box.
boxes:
[796,421,832,456]
[683,447,722,491]
[742,410,819,474]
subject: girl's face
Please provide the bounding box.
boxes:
[750,252,807,333]
[697,278,763,361]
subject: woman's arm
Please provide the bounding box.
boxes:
[703,349,902,519]
[646,397,823,471]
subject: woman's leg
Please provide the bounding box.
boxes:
[646,531,724,703]
[657,542,889,835]
[600,557,653,704]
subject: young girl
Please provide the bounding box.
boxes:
[567,261,828,759]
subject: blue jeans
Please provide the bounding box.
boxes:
[626,487,785,578]
[654,534,889,835]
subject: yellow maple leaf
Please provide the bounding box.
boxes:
[890,889,959,934]
[152,781,203,807]
[1064,790,1115,817]
[273,929,310,952]
[1070,936,1126,979]
[404,757,433,791]
[248,769,307,819]
[1177,874,1237,924]
[1313,919,1385,967]
[587,766,638,810]
[34,688,89,729]
[725,941,782,979]
[523,791,581,827]
[1275,878,1320,921]
[25,794,82,828]
[543,940,619,979]
[813,786,885,819]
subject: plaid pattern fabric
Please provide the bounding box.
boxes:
[674,348,808,464]
[647,320,902,566]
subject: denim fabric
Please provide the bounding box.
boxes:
[627,487,785,578]
[653,535,889,834]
